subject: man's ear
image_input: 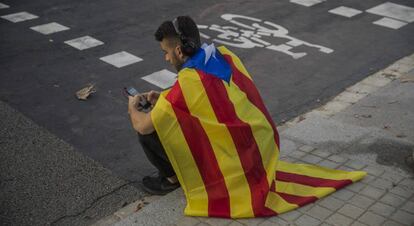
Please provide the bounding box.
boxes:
[175,45,184,60]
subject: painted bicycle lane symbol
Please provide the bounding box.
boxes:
[198,14,333,59]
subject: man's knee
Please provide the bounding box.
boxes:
[137,131,157,145]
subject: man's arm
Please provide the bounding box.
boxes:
[128,95,155,135]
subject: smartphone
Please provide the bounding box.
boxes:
[124,87,139,96]
[124,87,151,109]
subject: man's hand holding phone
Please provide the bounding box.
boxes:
[125,87,159,112]
[128,95,143,111]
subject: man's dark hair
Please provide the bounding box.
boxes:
[154,16,201,56]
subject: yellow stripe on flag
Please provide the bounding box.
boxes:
[224,79,279,186]
[218,46,252,80]
[275,180,336,198]
[265,191,298,213]
[178,69,254,218]
[277,161,366,182]
[151,92,209,216]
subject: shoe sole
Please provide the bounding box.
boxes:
[140,183,179,196]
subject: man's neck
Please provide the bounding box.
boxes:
[182,56,189,64]
[176,56,189,73]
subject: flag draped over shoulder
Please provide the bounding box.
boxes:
[151,44,366,218]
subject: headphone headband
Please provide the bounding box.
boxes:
[172,17,197,56]
[172,18,182,36]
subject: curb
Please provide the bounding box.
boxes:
[91,195,162,226]
[278,53,414,132]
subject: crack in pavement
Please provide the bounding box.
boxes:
[50,180,138,226]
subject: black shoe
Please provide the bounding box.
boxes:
[142,175,180,195]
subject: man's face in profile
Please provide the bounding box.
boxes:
[160,38,185,72]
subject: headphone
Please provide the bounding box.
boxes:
[172,17,197,56]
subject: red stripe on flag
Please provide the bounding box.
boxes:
[166,82,231,218]
[270,180,276,192]
[276,171,353,189]
[222,54,280,149]
[277,192,318,207]
[197,70,276,217]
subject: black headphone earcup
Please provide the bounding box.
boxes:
[182,38,196,56]
[184,45,194,55]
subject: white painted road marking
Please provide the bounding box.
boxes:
[198,14,333,59]
[0,2,9,9]
[30,22,70,35]
[373,17,407,29]
[329,6,362,18]
[1,12,38,23]
[141,69,177,89]
[290,0,324,7]
[64,36,104,50]
[289,1,413,30]
[366,2,414,23]
[100,51,143,68]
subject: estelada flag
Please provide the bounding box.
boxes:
[151,44,366,218]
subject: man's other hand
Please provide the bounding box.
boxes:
[146,91,160,106]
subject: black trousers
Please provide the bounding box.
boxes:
[137,132,176,178]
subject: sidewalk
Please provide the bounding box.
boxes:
[110,54,414,226]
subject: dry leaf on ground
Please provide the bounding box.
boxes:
[298,115,306,122]
[134,201,145,212]
[76,84,96,100]
[400,74,414,83]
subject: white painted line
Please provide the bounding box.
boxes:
[199,32,211,39]
[373,17,407,29]
[290,0,323,7]
[1,11,38,23]
[30,22,70,35]
[64,36,104,50]
[100,51,143,68]
[141,69,177,89]
[0,2,10,9]
[329,6,363,18]
[366,2,414,23]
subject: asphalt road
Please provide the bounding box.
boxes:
[1,0,413,205]
[0,100,143,226]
